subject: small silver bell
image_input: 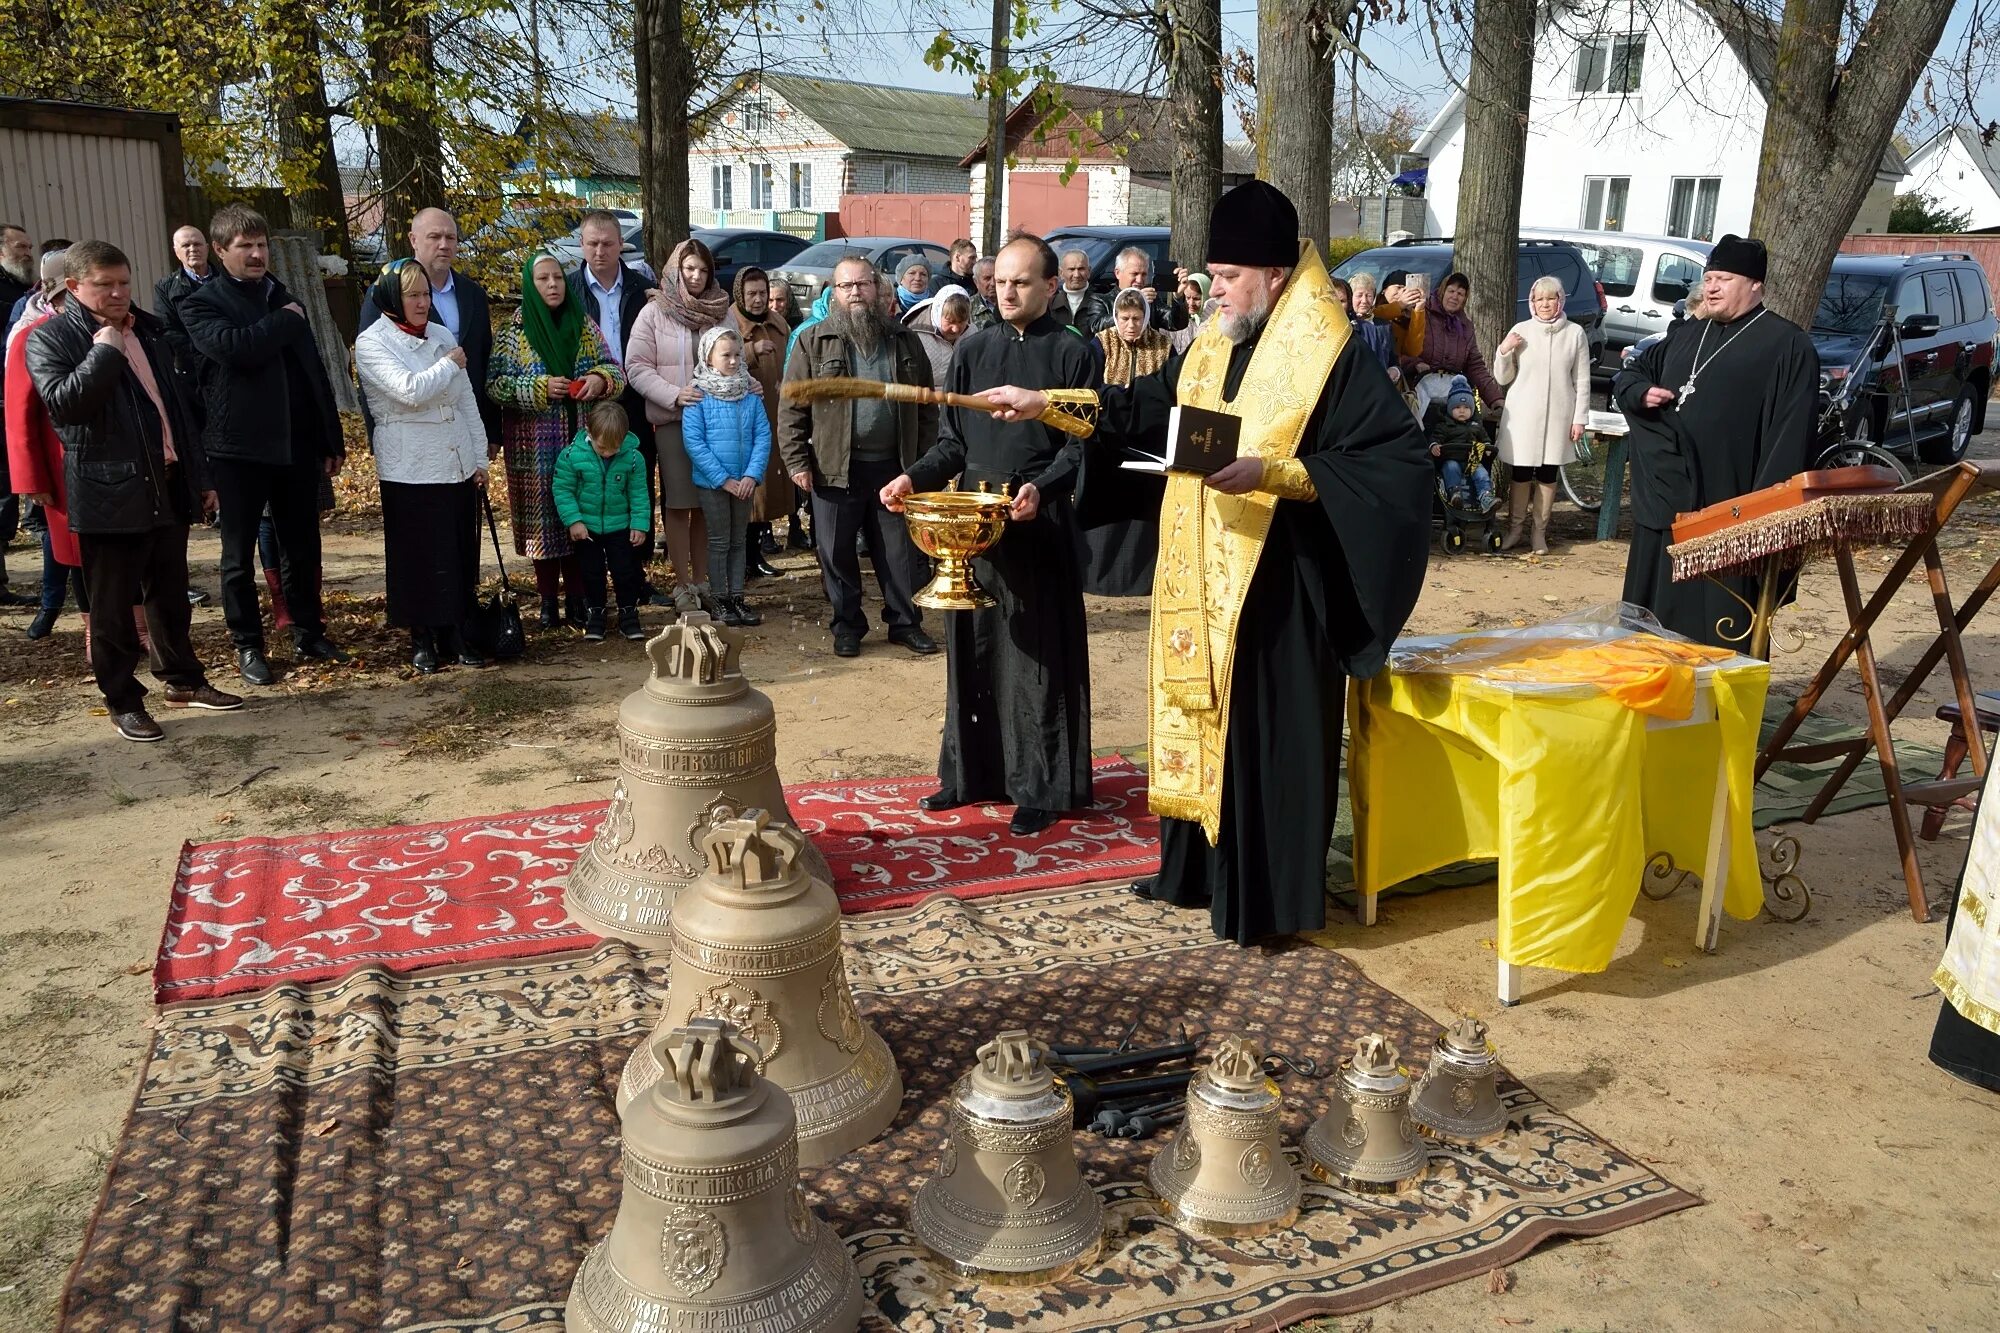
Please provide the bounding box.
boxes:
[1302,1034,1427,1193]
[1410,1016,1508,1144]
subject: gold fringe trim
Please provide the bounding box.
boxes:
[1933,964,2000,1039]
[1668,493,1933,582]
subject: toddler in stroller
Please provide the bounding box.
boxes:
[1427,375,1500,553]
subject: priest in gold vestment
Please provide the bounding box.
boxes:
[981,181,1433,942]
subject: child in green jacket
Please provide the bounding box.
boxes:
[552,401,652,641]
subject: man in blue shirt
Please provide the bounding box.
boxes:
[569,209,662,597]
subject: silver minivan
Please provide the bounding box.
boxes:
[1522,229,1711,366]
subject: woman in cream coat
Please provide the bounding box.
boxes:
[353,259,490,673]
[1495,276,1592,555]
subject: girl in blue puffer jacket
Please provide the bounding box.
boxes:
[681,326,771,627]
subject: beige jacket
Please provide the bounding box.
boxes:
[1494,316,1591,469]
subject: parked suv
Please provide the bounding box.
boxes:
[1331,238,1608,371]
[1043,226,1176,292]
[1625,252,1995,467]
[1522,229,1710,368]
[768,236,952,311]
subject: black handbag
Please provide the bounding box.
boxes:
[469,490,527,660]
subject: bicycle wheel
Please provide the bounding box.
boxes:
[1559,434,1605,511]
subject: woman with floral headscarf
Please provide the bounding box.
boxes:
[355,258,492,671]
[627,237,731,614]
[487,250,624,629]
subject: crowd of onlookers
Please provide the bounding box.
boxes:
[1,205,1597,740]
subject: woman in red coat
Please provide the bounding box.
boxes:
[5,273,84,639]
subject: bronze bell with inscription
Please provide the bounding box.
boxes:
[1148,1034,1300,1237]
[565,614,830,943]
[566,1019,864,1333]
[1409,1016,1508,1144]
[619,810,902,1167]
[1302,1034,1428,1193]
[911,1030,1103,1284]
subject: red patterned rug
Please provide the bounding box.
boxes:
[153,758,1157,1004]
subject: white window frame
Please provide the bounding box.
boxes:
[1580,176,1631,231]
[711,164,734,212]
[1666,176,1721,241]
[749,162,773,210]
[1574,33,1645,95]
[884,160,909,193]
[789,162,812,210]
[741,98,772,134]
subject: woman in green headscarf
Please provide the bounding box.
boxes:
[488,250,625,628]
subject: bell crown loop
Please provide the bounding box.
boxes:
[959,1030,1070,1122]
[694,809,810,900]
[1344,1034,1411,1094]
[1192,1034,1283,1112]
[1441,1016,1494,1060]
[643,614,748,704]
[645,1019,771,1122]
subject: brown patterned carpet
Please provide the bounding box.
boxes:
[63,885,1696,1332]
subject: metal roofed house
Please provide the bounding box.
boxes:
[1899,125,2000,234]
[1405,0,1906,241]
[690,72,990,241]
[960,82,1257,238]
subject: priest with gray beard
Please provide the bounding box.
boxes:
[778,254,939,658]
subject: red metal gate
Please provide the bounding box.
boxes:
[837,194,972,245]
[1008,171,1090,234]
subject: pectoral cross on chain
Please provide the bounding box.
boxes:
[1675,379,1695,407]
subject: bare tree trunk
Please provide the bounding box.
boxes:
[1703,0,1955,325]
[370,0,445,255]
[1454,0,1534,362]
[639,0,691,261]
[1161,0,1222,271]
[982,0,1009,253]
[1255,0,1349,253]
[270,14,351,259]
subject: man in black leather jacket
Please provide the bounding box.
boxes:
[25,240,241,741]
[180,204,349,684]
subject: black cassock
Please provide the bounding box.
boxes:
[1089,334,1432,942]
[1611,306,1818,650]
[904,313,1099,812]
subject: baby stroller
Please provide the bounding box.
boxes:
[1420,387,1501,555]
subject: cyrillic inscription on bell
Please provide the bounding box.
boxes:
[1410,1016,1508,1144]
[1148,1034,1301,1237]
[566,1020,863,1333]
[1302,1033,1429,1194]
[911,1030,1103,1284]
[563,614,831,943]
[619,810,902,1167]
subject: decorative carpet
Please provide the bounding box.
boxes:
[77,886,1697,1332]
[152,758,1157,1004]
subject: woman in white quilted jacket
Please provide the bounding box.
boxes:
[353,259,490,673]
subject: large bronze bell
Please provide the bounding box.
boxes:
[1302,1034,1428,1193]
[1148,1034,1300,1237]
[911,1030,1103,1284]
[620,810,902,1166]
[565,615,830,943]
[567,1020,864,1333]
[1409,1016,1508,1144]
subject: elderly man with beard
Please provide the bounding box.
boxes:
[982,181,1432,941]
[880,234,1099,838]
[779,255,938,659]
[0,225,31,332]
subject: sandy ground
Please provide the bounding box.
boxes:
[3,430,1999,1331]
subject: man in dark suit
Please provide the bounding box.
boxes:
[568,208,663,597]
[356,207,497,449]
[181,204,349,685]
[153,225,215,398]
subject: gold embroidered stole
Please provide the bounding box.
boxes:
[1147,243,1352,841]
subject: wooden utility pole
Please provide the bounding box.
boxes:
[1454,0,1535,359]
[982,0,1009,253]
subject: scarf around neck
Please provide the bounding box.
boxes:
[656,240,731,332]
[692,325,753,401]
[519,251,584,374]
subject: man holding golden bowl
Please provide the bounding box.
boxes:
[880,235,1098,839]
[976,182,1434,943]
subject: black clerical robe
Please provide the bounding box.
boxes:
[1612,305,1818,650]
[904,313,1099,812]
[1091,334,1432,942]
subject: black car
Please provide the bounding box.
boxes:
[1332,238,1609,370]
[694,227,812,294]
[1623,252,1995,468]
[1043,226,1177,292]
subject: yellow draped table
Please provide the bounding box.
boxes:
[1348,626,1771,1004]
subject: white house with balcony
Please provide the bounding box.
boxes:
[1407,0,1903,242]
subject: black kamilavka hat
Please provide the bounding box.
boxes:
[1207,180,1301,267]
[1705,234,1768,281]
